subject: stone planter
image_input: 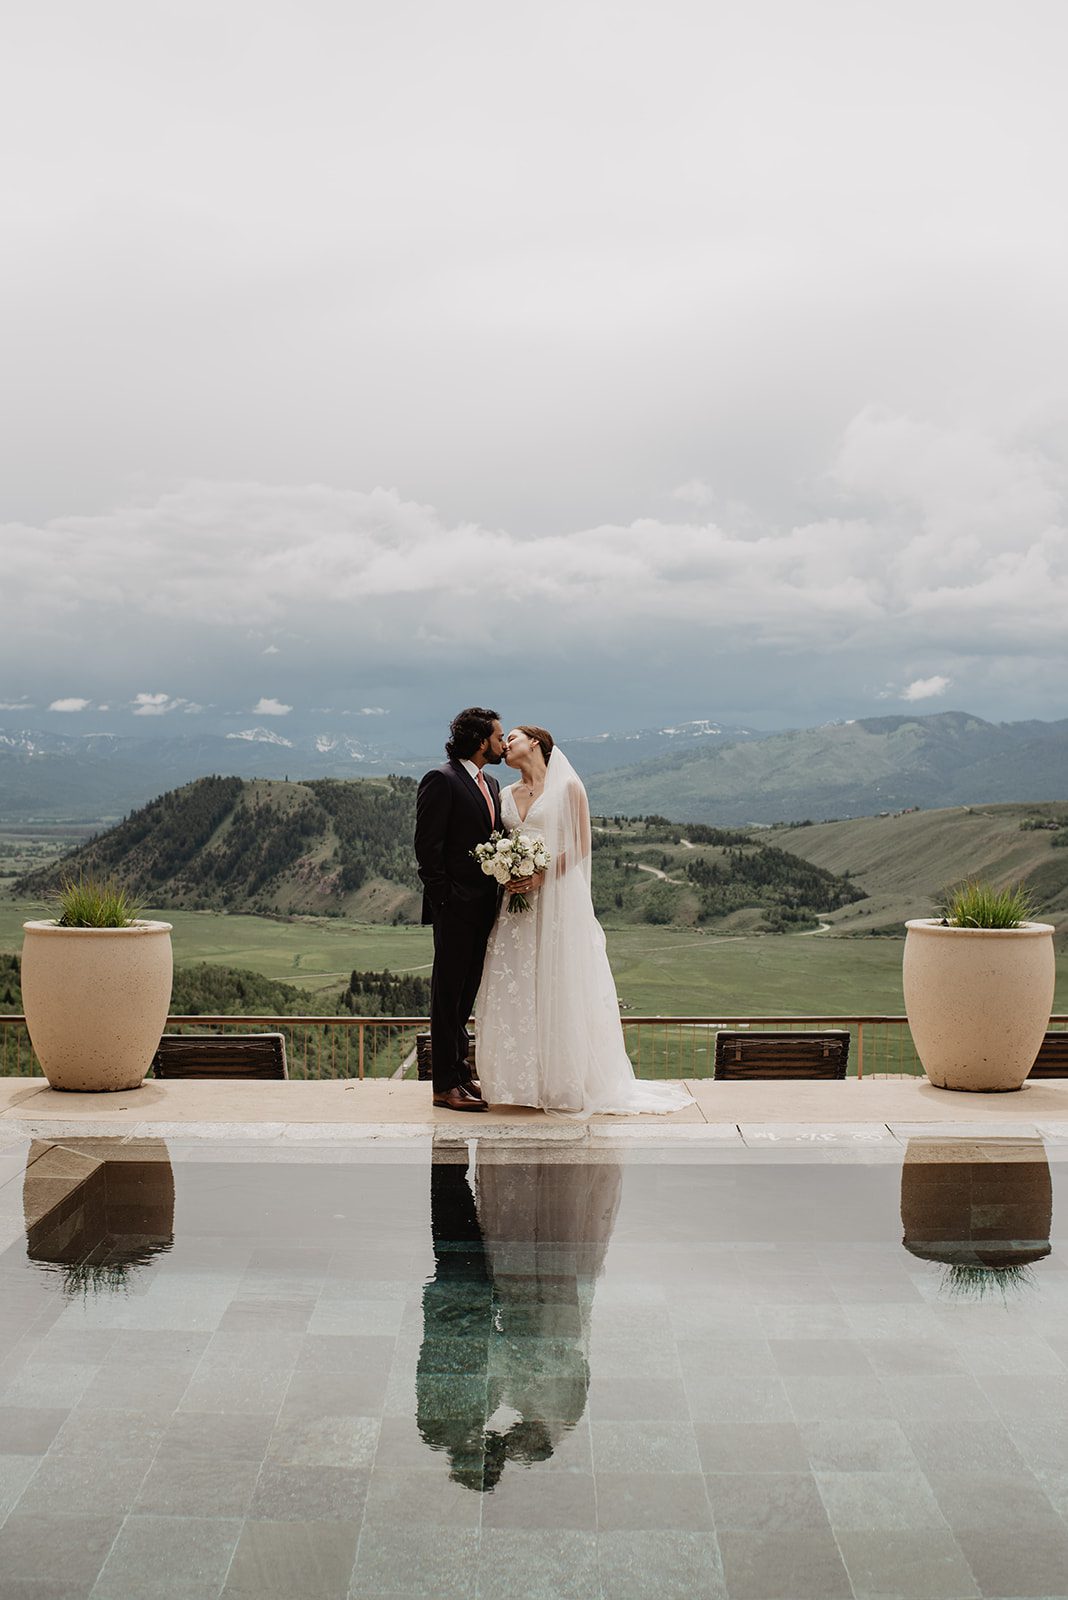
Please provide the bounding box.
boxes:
[21,920,173,1092]
[903,918,1055,1092]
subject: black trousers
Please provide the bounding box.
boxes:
[417,1161,498,1490]
[430,905,495,1093]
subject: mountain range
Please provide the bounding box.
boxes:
[586,712,1068,824]
[2,710,1066,825]
[0,719,762,820]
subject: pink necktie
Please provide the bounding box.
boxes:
[475,769,494,823]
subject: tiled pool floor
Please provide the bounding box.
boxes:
[1,1134,1068,1599]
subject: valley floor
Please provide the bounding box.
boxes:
[3,898,1068,1017]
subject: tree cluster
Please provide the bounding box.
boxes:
[0,953,20,1011]
[306,777,419,894]
[686,844,863,927]
[338,967,431,1016]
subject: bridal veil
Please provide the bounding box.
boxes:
[526,746,690,1115]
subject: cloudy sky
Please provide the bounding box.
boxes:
[2,0,1066,748]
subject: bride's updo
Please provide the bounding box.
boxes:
[519,725,554,763]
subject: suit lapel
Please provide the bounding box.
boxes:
[450,760,496,829]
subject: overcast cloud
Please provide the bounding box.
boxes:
[2,0,1066,745]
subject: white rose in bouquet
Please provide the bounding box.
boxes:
[517,858,536,878]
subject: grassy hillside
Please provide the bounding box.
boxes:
[774,801,1068,937]
[9,793,1067,954]
[16,774,424,924]
[13,778,861,933]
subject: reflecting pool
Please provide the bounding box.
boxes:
[1,1134,1068,1599]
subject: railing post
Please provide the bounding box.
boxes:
[358,1023,365,1080]
[857,1022,864,1079]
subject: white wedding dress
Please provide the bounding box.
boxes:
[475,748,691,1115]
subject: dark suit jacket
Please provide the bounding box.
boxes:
[415,759,503,925]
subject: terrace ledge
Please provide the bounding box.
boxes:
[3,1076,1068,1147]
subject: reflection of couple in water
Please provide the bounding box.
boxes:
[417,1155,621,1492]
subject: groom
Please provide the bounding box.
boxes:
[415,707,505,1112]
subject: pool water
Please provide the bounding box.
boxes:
[2,1135,1068,1599]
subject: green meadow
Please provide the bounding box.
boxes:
[0,900,431,1002]
[8,896,1066,1016]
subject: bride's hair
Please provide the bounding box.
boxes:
[519,724,554,763]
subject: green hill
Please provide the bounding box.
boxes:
[772,801,1068,937]
[15,774,423,923]
[12,776,862,934]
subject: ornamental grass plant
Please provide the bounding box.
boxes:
[938,879,1037,930]
[52,876,142,928]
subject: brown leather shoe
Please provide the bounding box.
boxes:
[461,1077,482,1098]
[432,1085,488,1112]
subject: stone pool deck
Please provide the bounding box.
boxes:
[3,1074,1068,1146]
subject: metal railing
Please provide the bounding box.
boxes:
[4,1013,1066,1081]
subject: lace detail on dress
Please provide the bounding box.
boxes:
[475,785,547,1108]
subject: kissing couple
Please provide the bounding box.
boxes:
[414,706,689,1115]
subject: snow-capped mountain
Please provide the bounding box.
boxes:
[226,728,295,748]
[312,734,378,761]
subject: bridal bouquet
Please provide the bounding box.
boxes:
[472,829,551,913]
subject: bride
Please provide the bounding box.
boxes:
[475,725,690,1114]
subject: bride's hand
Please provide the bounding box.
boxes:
[505,872,545,894]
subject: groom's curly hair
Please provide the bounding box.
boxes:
[445,707,500,761]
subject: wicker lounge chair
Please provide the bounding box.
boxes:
[713,1030,850,1080]
[1027,1032,1068,1079]
[151,1033,289,1080]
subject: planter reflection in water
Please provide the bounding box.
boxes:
[900,1138,1052,1297]
[23,1140,175,1295]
